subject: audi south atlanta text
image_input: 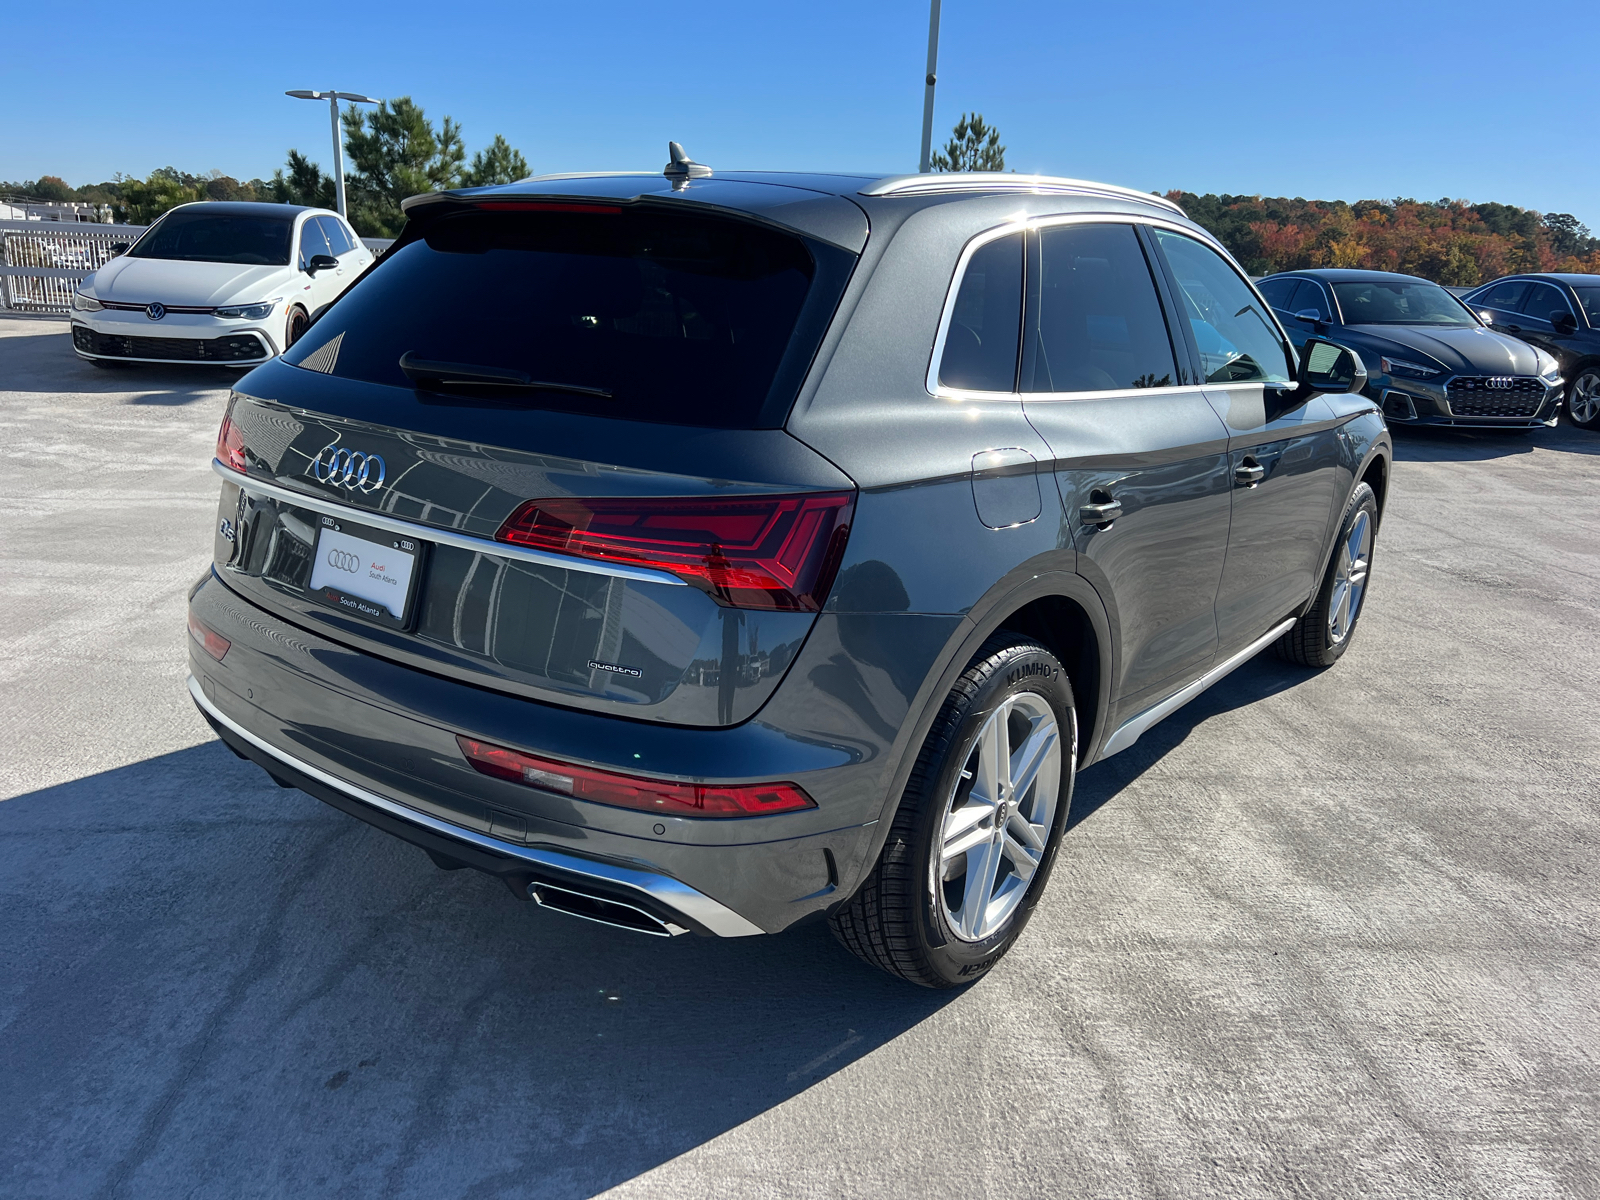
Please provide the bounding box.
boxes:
[1256,269,1563,430]
[71,202,372,367]
[189,158,1389,987]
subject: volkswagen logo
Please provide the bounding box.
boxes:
[309,441,386,492]
[1486,376,1513,389]
[326,548,362,573]
[145,302,165,321]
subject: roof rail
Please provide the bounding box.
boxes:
[859,173,1186,217]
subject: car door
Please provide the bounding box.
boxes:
[1017,219,1232,718]
[319,215,372,298]
[1512,280,1577,361]
[1147,228,1341,658]
[297,217,341,311]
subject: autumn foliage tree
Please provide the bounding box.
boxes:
[1173,192,1600,285]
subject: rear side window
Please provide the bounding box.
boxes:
[1025,223,1178,393]
[1521,282,1572,321]
[321,217,356,256]
[298,219,331,266]
[1153,230,1292,385]
[937,233,1023,392]
[1255,277,1297,311]
[288,207,839,428]
[1290,280,1333,321]
[1474,280,1527,312]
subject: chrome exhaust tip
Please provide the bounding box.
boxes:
[528,881,690,937]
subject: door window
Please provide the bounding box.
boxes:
[320,217,356,256]
[1521,282,1573,323]
[1255,276,1298,312]
[1289,280,1333,321]
[298,219,331,267]
[1153,230,1292,384]
[937,232,1023,392]
[1474,279,1527,313]
[1023,223,1178,393]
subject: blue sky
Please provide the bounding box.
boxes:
[9,0,1598,228]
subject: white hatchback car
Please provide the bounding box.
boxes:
[70,202,372,368]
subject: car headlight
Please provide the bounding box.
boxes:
[1536,353,1562,384]
[1381,355,1442,380]
[215,298,279,320]
[71,290,103,312]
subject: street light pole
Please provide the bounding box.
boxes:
[285,89,379,218]
[918,0,942,173]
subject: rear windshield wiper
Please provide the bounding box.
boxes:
[398,353,612,399]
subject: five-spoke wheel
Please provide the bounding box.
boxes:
[1568,369,1600,431]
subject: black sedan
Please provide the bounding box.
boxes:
[1461,273,1600,430]
[1257,269,1563,430]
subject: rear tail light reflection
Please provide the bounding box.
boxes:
[456,736,816,818]
[188,613,231,661]
[215,396,246,473]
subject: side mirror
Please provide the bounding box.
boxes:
[1551,311,1578,335]
[1299,336,1367,395]
[1478,310,1496,325]
[109,242,130,256]
[307,254,339,275]
[1293,308,1325,326]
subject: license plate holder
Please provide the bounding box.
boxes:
[304,515,423,630]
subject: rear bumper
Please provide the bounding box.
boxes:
[190,676,761,937]
[187,569,890,936]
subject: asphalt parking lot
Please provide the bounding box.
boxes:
[2,313,1597,1200]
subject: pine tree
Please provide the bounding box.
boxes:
[931,113,1006,173]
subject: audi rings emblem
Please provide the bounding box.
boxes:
[326,548,362,573]
[309,441,387,492]
[1485,376,1513,389]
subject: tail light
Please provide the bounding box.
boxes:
[188,612,231,661]
[215,396,246,473]
[496,492,854,611]
[457,736,816,818]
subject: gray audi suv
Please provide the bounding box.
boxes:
[189,161,1390,988]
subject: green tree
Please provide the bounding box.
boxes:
[341,96,468,237]
[464,134,530,188]
[116,168,201,224]
[931,113,1006,172]
[32,175,73,202]
[268,151,336,209]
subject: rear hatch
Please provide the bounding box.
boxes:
[210,188,862,727]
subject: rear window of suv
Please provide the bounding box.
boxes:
[286,205,851,428]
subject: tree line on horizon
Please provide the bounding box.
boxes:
[4,96,527,237]
[9,103,1599,283]
[1173,192,1600,284]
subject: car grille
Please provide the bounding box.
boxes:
[73,326,268,363]
[1445,376,1546,418]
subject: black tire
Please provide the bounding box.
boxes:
[1274,481,1378,667]
[284,307,310,350]
[1566,367,1600,431]
[829,634,1077,988]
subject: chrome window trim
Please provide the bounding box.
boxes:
[210,457,690,587]
[926,213,1296,402]
[187,676,763,938]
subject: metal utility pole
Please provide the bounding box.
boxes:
[285,89,380,218]
[918,0,942,173]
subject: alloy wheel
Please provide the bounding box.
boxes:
[1328,509,1372,645]
[1569,372,1600,425]
[936,692,1061,942]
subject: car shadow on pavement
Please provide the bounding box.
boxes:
[0,742,956,1198]
[1069,654,1311,831]
[0,320,239,404]
[1390,421,1600,461]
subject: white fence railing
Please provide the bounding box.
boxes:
[1,218,395,315]
[1,219,146,313]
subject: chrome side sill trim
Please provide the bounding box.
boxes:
[211,458,688,588]
[1099,618,1296,759]
[187,675,763,937]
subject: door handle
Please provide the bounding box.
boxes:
[1506,325,1522,333]
[1079,497,1122,526]
[1235,460,1266,487]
